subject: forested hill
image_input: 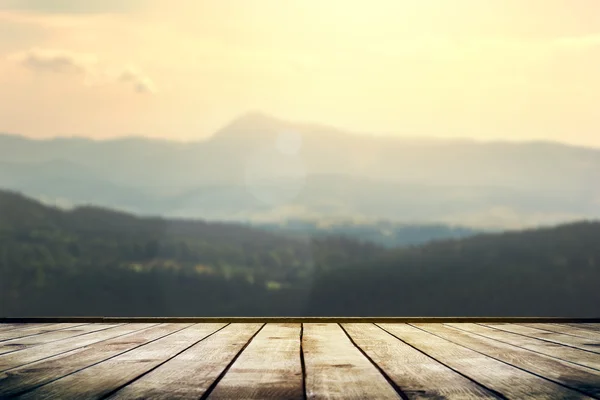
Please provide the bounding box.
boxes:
[0,189,385,316]
[1,189,599,317]
[308,221,600,317]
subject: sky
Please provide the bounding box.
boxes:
[1,0,600,146]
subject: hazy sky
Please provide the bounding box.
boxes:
[1,0,599,146]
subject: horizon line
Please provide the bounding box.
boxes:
[0,113,598,152]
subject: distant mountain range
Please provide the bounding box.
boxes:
[255,219,478,248]
[2,112,599,229]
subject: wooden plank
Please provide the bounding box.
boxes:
[0,323,132,372]
[0,323,161,398]
[566,324,600,333]
[19,323,225,400]
[0,323,83,342]
[0,323,117,356]
[303,323,402,399]
[0,324,52,333]
[421,323,600,398]
[454,323,600,371]
[487,323,600,354]
[378,323,591,399]
[205,323,303,399]
[107,323,262,400]
[521,323,600,341]
[342,323,499,399]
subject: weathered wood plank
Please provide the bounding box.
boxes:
[487,323,600,354]
[107,323,262,400]
[0,323,84,342]
[379,323,591,399]
[204,323,304,399]
[566,324,600,333]
[1,322,599,398]
[342,323,499,399]
[19,323,225,400]
[0,323,161,398]
[456,323,600,371]
[0,323,132,372]
[522,324,600,341]
[0,323,117,356]
[303,323,402,399]
[0,324,52,333]
[423,323,600,398]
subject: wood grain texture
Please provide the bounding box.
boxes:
[0,323,160,398]
[206,323,304,400]
[523,324,600,341]
[568,324,600,332]
[19,323,224,400]
[379,323,591,399]
[108,323,262,400]
[0,322,599,398]
[458,323,600,371]
[342,323,498,399]
[0,323,83,342]
[424,323,600,398]
[487,323,600,354]
[0,323,115,356]
[0,324,52,333]
[303,323,402,399]
[0,323,130,372]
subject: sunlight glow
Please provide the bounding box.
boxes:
[1,1,599,146]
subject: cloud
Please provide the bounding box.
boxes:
[11,47,97,74]
[9,47,156,94]
[117,66,156,94]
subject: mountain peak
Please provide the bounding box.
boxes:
[234,110,279,124]
[211,111,289,141]
[226,110,285,130]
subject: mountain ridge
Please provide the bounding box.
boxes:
[2,113,600,229]
[3,111,600,150]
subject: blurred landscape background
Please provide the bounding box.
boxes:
[2,114,600,317]
[1,1,600,316]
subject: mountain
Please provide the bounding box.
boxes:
[256,219,479,248]
[0,159,155,211]
[2,112,600,228]
[1,190,598,317]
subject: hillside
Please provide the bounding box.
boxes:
[307,221,600,317]
[2,112,600,228]
[1,190,599,317]
[0,190,384,316]
[0,189,345,284]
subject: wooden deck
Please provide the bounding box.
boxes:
[0,321,599,399]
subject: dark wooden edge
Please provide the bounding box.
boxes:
[1,317,600,323]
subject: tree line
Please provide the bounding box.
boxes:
[2,189,599,317]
